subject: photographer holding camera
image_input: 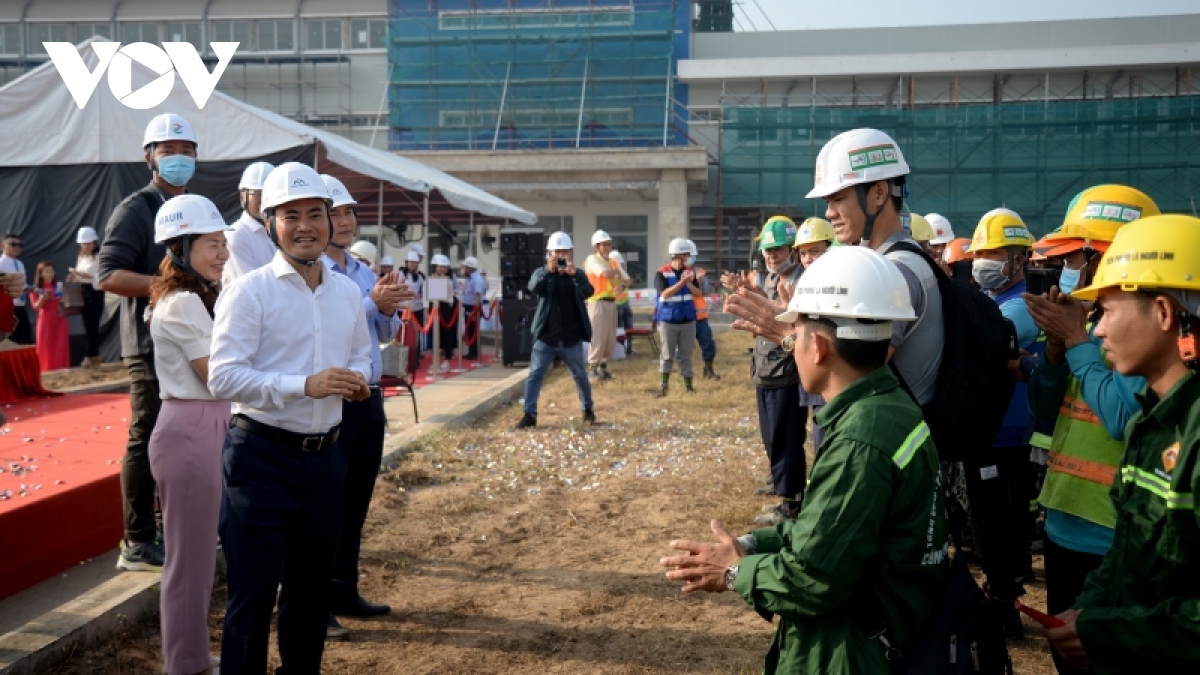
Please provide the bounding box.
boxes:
[515,231,597,430]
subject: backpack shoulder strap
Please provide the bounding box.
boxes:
[883,240,949,285]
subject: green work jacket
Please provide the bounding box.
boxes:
[1074,370,1200,673]
[734,366,948,674]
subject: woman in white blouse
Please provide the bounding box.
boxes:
[67,227,105,368]
[146,195,232,675]
[401,250,426,351]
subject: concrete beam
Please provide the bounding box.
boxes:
[399,147,710,175]
[678,42,1200,82]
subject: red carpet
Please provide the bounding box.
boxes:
[0,394,129,601]
[380,351,500,396]
[0,346,61,404]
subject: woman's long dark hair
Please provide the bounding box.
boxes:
[148,235,220,320]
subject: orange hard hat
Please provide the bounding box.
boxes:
[941,237,973,265]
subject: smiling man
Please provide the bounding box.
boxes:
[1043,214,1200,674]
[208,162,372,674]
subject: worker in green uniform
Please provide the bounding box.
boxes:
[1046,213,1200,672]
[660,246,948,675]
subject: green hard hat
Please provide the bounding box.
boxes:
[758,215,797,251]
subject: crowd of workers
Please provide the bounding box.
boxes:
[2,108,1197,675]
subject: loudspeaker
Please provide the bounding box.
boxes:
[501,297,539,365]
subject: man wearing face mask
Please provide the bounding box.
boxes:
[1023,185,1157,675]
[223,161,275,284]
[98,112,198,572]
[964,208,1043,634]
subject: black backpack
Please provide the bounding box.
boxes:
[902,554,1013,675]
[885,242,1017,462]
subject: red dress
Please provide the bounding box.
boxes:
[30,284,70,372]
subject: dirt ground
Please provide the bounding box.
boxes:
[42,363,129,391]
[52,331,1055,674]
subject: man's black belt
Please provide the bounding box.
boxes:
[232,414,340,453]
[593,297,615,302]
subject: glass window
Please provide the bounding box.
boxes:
[351,18,386,49]
[0,24,21,54]
[121,22,159,44]
[75,23,112,41]
[538,216,574,238]
[258,20,294,52]
[28,23,69,54]
[212,20,251,47]
[167,22,201,49]
[597,215,648,284]
[306,19,341,50]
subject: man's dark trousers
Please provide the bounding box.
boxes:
[10,303,33,345]
[756,385,808,498]
[963,445,1033,601]
[219,425,347,675]
[331,391,386,602]
[123,354,161,543]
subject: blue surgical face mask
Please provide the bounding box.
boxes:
[156,155,196,187]
[687,255,696,267]
[1058,264,1082,294]
[971,258,1009,291]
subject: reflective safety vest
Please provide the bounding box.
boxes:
[586,253,618,301]
[1038,340,1124,530]
[692,282,709,320]
[655,264,697,323]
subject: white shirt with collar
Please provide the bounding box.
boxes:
[208,252,372,434]
[223,211,277,285]
[0,254,27,306]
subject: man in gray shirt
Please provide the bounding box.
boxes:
[98,113,199,572]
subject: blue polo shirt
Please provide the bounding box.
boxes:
[324,252,401,384]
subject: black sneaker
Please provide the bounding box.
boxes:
[326,613,351,641]
[583,410,596,425]
[600,366,614,380]
[515,413,537,429]
[117,540,164,572]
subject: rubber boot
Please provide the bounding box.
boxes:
[600,363,614,380]
[684,377,696,393]
[702,361,720,381]
[655,373,669,398]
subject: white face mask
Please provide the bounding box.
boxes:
[971,258,1009,291]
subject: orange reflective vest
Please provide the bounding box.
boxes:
[586,254,618,301]
[692,284,709,320]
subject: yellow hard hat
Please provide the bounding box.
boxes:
[905,213,935,243]
[967,208,1034,253]
[1040,185,1160,257]
[1072,214,1200,300]
[794,217,836,247]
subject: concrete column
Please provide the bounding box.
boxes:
[657,169,688,265]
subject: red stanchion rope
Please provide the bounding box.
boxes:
[461,304,484,346]
[481,301,498,321]
[437,302,458,329]
[401,307,437,335]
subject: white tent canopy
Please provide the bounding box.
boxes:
[0,39,537,225]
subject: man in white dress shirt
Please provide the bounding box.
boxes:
[208,162,372,674]
[0,233,31,344]
[222,161,275,284]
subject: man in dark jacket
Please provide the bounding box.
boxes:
[516,231,596,429]
[98,112,198,572]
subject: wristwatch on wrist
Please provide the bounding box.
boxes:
[724,565,739,591]
[781,333,797,354]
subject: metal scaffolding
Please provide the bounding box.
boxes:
[387,0,688,150]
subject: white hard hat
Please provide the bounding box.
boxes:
[238,161,274,190]
[320,174,357,208]
[775,246,916,340]
[591,229,612,245]
[410,243,426,256]
[547,231,573,250]
[668,238,691,255]
[405,250,421,263]
[610,250,626,265]
[143,113,197,148]
[806,128,910,200]
[154,194,231,244]
[380,256,395,267]
[349,240,377,266]
[684,240,699,256]
[431,254,451,267]
[462,256,479,269]
[261,162,330,211]
[76,227,98,244]
[926,213,955,245]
